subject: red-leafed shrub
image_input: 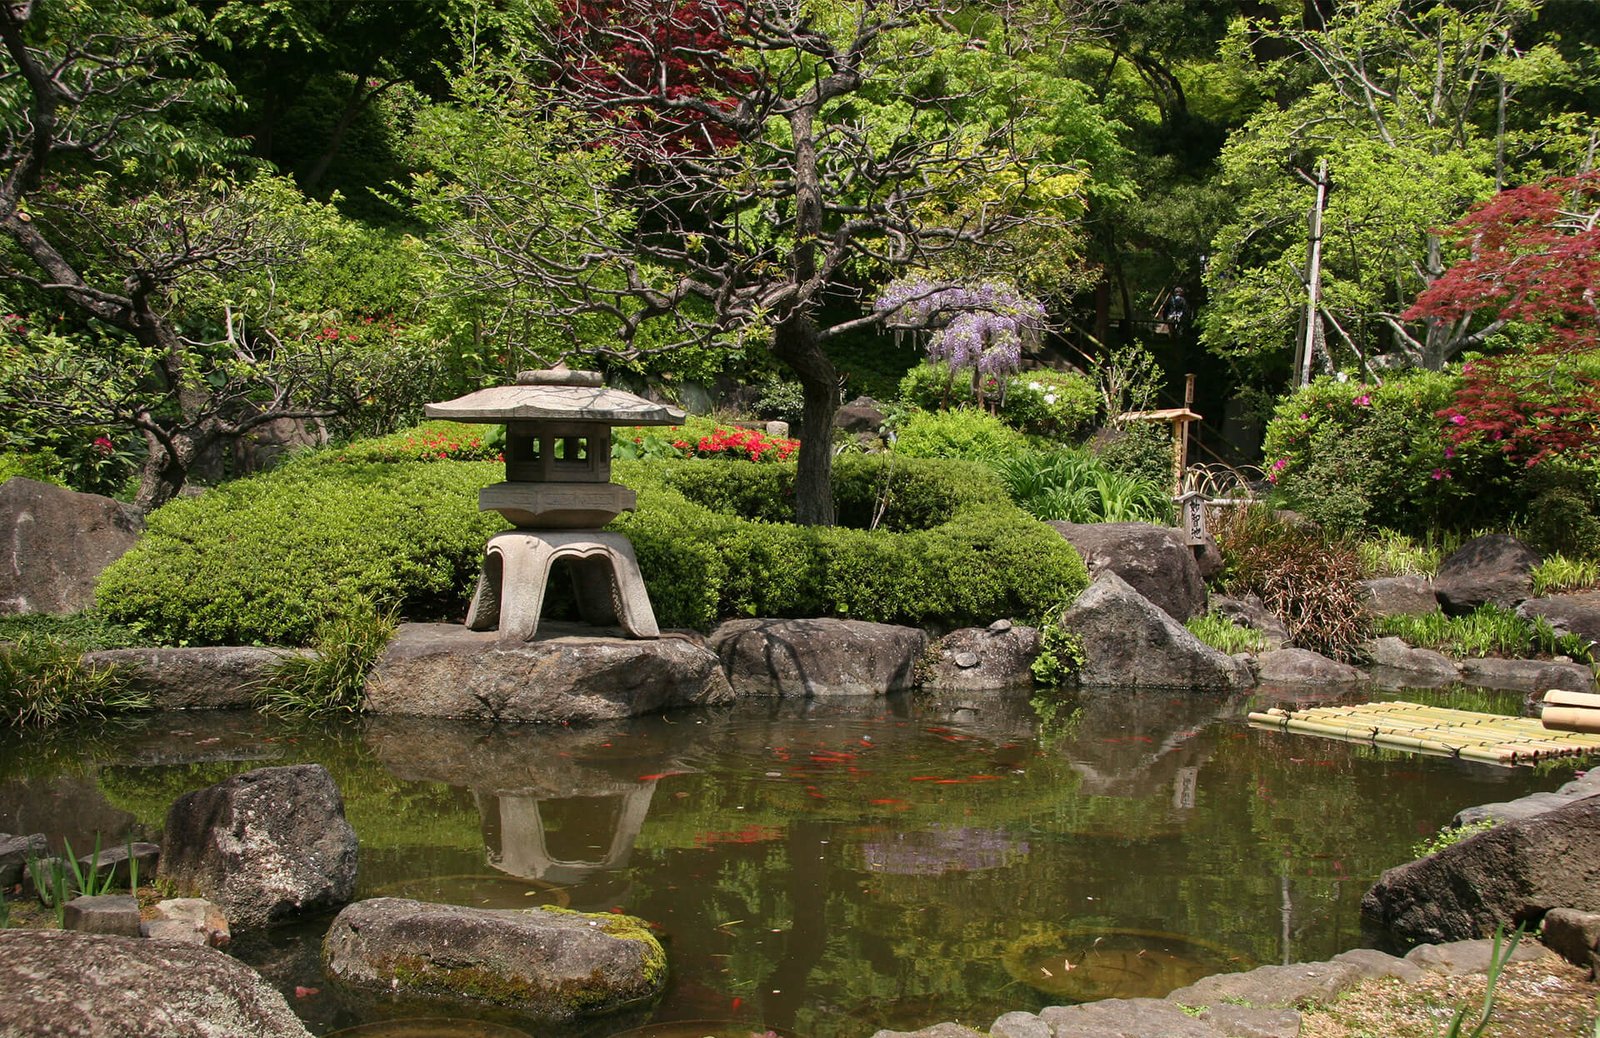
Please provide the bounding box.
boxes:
[555,0,758,154]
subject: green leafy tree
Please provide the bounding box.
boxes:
[0,0,388,508]
[1202,0,1585,377]
[412,0,1097,525]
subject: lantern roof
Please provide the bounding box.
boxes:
[425,369,686,426]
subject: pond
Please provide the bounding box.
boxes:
[0,685,1567,1037]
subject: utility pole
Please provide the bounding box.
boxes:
[1295,159,1330,387]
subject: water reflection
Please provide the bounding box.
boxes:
[0,688,1567,1038]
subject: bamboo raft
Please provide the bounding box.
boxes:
[1248,700,1600,766]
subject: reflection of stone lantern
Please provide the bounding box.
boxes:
[425,369,684,641]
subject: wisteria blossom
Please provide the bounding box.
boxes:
[874,278,1047,379]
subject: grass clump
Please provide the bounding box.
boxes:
[257,599,397,717]
[1532,553,1600,596]
[1186,611,1268,655]
[0,635,150,729]
[1356,529,1442,578]
[997,449,1173,524]
[1376,605,1594,662]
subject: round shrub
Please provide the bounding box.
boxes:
[1261,371,1500,536]
[891,407,1028,462]
[96,456,507,646]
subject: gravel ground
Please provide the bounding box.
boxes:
[1301,953,1598,1038]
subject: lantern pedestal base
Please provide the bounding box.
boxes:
[466,531,660,642]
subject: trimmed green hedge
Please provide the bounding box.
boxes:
[97,447,1087,645]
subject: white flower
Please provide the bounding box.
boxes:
[1044,393,1057,404]
[1028,381,1041,390]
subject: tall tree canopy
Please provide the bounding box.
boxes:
[414,0,1102,524]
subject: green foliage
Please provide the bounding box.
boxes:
[1261,371,1494,535]
[1519,463,1600,561]
[1410,818,1497,860]
[1533,554,1600,596]
[890,407,1029,462]
[620,457,1088,628]
[257,600,398,718]
[895,363,1099,439]
[1215,506,1371,662]
[1090,422,1174,491]
[1376,606,1594,663]
[0,635,150,730]
[997,450,1174,524]
[0,450,65,488]
[1186,612,1267,655]
[0,612,148,652]
[96,455,507,646]
[330,422,500,464]
[1030,610,1085,686]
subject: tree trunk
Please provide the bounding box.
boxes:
[134,429,193,511]
[773,315,837,527]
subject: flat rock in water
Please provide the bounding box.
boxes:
[81,646,311,710]
[1457,656,1595,693]
[159,763,357,929]
[366,623,733,721]
[1404,937,1549,975]
[921,624,1041,691]
[709,618,925,697]
[1061,571,1253,690]
[1254,648,1367,686]
[0,928,312,1037]
[323,897,666,1021]
[1362,637,1461,683]
[1038,997,1235,1037]
[869,1025,986,1038]
[1163,960,1366,1010]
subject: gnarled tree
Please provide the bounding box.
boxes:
[417,0,1086,524]
[0,0,374,507]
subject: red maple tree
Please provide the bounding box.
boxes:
[555,0,758,154]
[1406,173,1600,467]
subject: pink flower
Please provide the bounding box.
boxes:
[1449,414,1467,426]
[1431,469,1451,480]
[1353,394,1371,406]
[1444,446,1455,458]
[1272,458,1287,471]
[92,436,114,456]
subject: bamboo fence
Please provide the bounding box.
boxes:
[1247,700,1600,766]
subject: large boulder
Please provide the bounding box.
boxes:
[1362,794,1600,944]
[0,928,312,1038]
[1060,571,1253,690]
[709,618,925,697]
[1519,591,1600,649]
[1050,521,1206,621]
[0,477,143,615]
[920,620,1040,691]
[159,763,358,929]
[365,623,734,722]
[1433,534,1540,615]
[1361,575,1439,618]
[80,646,313,710]
[324,898,666,1021]
[834,395,888,435]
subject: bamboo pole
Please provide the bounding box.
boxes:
[1541,706,1600,734]
[1542,690,1600,710]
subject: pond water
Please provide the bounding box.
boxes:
[0,685,1570,1037]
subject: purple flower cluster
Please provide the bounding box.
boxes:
[875,278,1046,377]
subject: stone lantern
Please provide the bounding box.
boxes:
[425,369,684,641]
